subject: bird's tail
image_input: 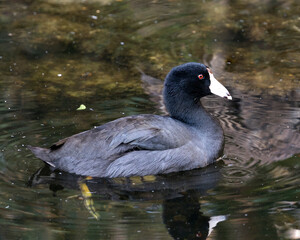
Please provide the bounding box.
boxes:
[27,146,55,167]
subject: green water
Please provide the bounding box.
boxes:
[0,0,299,239]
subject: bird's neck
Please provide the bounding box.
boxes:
[167,98,222,133]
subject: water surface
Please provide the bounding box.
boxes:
[0,0,299,239]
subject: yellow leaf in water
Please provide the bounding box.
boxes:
[77,104,86,110]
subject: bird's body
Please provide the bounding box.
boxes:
[29,63,232,178]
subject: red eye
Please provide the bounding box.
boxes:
[198,74,204,80]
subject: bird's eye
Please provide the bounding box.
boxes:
[198,74,204,80]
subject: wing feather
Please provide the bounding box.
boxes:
[43,114,191,176]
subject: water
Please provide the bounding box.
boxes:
[0,0,299,239]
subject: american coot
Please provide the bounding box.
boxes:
[29,63,232,178]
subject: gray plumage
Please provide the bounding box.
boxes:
[29,62,229,178]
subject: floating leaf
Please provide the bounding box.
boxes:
[77,104,86,110]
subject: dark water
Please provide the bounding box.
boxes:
[0,0,299,239]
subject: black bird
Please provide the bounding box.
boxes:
[29,62,232,178]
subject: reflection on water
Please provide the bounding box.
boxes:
[0,0,299,239]
[27,163,225,239]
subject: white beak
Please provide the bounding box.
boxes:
[209,72,232,100]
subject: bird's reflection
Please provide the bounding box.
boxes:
[28,162,226,239]
[163,194,209,239]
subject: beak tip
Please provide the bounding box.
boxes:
[223,95,232,100]
[225,92,232,100]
